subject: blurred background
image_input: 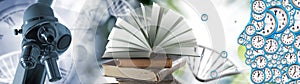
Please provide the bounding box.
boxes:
[0,0,251,84]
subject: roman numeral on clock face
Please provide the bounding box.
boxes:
[3,16,15,28]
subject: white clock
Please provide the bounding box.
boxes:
[260,12,277,36]
[252,0,266,14]
[264,67,273,82]
[291,0,300,9]
[251,20,265,31]
[291,11,300,33]
[287,64,300,79]
[264,38,279,53]
[282,72,290,83]
[251,69,265,83]
[255,55,268,69]
[252,12,266,21]
[281,32,295,45]
[294,35,300,49]
[245,24,256,35]
[298,51,300,63]
[272,68,281,78]
[284,53,297,64]
[252,35,265,49]
[269,6,289,33]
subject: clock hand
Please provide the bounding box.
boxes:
[269,41,272,49]
[293,68,296,75]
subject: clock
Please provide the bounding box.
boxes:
[251,19,265,31]
[290,0,300,9]
[281,32,295,45]
[291,11,300,33]
[251,69,265,83]
[252,62,258,68]
[255,55,268,69]
[259,11,277,36]
[282,72,290,83]
[287,64,300,79]
[251,0,266,14]
[269,6,290,33]
[251,35,265,49]
[297,51,300,63]
[264,38,279,53]
[284,53,297,64]
[252,12,266,21]
[293,35,300,49]
[264,67,273,82]
[274,77,282,83]
[245,24,256,35]
[272,67,282,78]
[272,54,279,60]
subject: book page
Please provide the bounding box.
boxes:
[153,10,182,46]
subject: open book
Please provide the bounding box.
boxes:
[102,4,197,58]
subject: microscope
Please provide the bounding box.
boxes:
[13,0,71,84]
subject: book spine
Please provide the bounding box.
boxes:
[115,58,172,68]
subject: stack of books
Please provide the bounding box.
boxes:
[101,3,198,83]
[102,53,185,83]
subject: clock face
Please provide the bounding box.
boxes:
[284,53,297,64]
[282,72,290,83]
[287,64,300,79]
[245,24,256,35]
[252,35,265,49]
[291,0,300,9]
[291,11,300,33]
[260,12,276,36]
[255,56,267,69]
[264,67,273,82]
[252,12,266,21]
[294,35,300,49]
[272,68,281,77]
[251,20,265,31]
[251,69,265,83]
[269,7,289,33]
[252,0,266,14]
[298,51,300,63]
[281,33,295,45]
[264,38,278,53]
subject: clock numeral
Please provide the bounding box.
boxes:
[3,16,15,28]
